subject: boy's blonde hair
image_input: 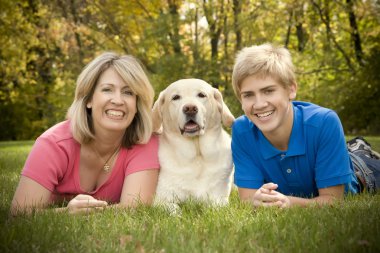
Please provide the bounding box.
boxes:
[232,43,296,100]
[67,52,154,148]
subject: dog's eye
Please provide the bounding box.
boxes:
[198,92,206,98]
[172,95,181,101]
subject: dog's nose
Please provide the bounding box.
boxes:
[183,104,198,116]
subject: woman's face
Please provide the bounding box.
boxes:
[87,67,137,136]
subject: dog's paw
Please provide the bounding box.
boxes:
[165,203,182,216]
[208,197,229,207]
[154,198,182,216]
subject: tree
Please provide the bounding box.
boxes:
[1,0,380,139]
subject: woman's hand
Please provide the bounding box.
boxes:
[252,183,291,208]
[66,194,108,214]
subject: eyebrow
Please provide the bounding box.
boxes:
[99,83,131,89]
[260,85,277,90]
[240,85,277,94]
[240,91,253,95]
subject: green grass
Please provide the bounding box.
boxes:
[1,139,380,253]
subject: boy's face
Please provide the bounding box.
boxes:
[240,75,296,138]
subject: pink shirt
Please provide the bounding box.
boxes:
[21,120,160,203]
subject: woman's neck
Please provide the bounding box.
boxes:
[91,131,123,156]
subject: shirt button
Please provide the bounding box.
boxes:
[286,168,292,173]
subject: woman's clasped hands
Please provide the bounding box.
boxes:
[66,194,108,214]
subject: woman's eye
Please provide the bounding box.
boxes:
[123,90,134,95]
[102,88,112,92]
[172,94,181,101]
[198,92,206,98]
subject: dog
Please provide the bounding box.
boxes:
[152,78,235,209]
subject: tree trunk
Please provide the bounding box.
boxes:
[233,0,242,51]
[284,9,293,48]
[168,0,182,54]
[311,0,355,71]
[346,0,364,65]
[203,0,224,60]
[193,7,199,62]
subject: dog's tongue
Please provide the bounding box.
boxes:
[184,121,199,132]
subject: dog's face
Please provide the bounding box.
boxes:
[153,79,234,137]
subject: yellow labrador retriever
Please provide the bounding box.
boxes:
[153,79,234,208]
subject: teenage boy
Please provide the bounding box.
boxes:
[231,43,379,208]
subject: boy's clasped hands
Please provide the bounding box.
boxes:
[253,183,291,208]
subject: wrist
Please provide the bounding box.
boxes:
[285,196,292,207]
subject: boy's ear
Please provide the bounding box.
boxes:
[289,82,297,100]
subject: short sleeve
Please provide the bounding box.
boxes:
[314,111,353,188]
[21,137,68,192]
[232,121,264,189]
[124,135,160,176]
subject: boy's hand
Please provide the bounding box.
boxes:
[66,194,108,214]
[252,183,291,208]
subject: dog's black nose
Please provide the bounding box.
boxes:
[183,104,198,116]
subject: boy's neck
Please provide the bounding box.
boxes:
[265,133,290,151]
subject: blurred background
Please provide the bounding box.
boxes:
[1,0,379,140]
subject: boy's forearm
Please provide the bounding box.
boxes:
[288,194,342,207]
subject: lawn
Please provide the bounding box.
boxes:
[1,138,380,253]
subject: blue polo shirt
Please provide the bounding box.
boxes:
[232,101,359,197]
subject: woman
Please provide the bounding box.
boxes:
[11,52,160,215]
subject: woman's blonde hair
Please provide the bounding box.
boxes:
[67,52,154,148]
[232,43,296,100]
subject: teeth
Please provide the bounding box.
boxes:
[256,111,274,118]
[107,110,124,117]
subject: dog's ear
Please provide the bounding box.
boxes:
[213,88,235,127]
[152,90,165,133]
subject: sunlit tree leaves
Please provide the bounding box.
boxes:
[0,0,379,139]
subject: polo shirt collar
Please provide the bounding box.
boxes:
[257,105,306,160]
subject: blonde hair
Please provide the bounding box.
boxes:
[232,43,296,100]
[67,52,154,148]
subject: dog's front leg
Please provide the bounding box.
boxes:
[154,197,182,216]
[154,185,184,215]
[207,195,229,207]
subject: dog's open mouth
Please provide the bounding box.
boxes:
[180,120,200,135]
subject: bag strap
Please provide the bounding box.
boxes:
[349,152,375,193]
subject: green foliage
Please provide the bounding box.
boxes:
[1,140,380,252]
[1,0,380,139]
[340,47,380,134]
